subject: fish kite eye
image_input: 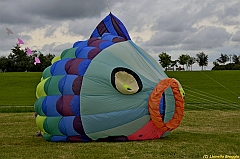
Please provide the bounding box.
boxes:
[111,67,142,94]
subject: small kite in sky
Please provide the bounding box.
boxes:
[18,38,24,45]
[34,57,41,65]
[6,27,13,35]
[26,47,32,55]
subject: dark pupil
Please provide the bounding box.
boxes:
[127,88,132,90]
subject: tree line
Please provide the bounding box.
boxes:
[1,44,240,72]
[158,51,208,71]
[212,54,240,70]
[0,44,55,72]
[158,52,240,71]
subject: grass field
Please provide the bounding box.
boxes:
[166,70,240,111]
[0,71,239,158]
[0,72,41,112]
[0,71,239,111]
[0,111,239,159]
[0,72,41,106]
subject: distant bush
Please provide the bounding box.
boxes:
[232,64,240,70]
[212,63,240,70]
[0,44,55,72]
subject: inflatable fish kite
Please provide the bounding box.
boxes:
[34,13,185,142]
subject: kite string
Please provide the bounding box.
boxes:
[186,93,239,109]
[164,91,239,112]
[183,84,239,105]
[164,85,240,110]
[184,87,238,105]
[183,86,230,103]
[184,86,240,109]
[200,71,239,97]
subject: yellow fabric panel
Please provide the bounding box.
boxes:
[36,77,49,98]
[51,55,61,64]
[36,115,47,134]
[115,71,139,94]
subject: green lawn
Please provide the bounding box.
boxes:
[0,71,239,158]
[0,71,239,111]
[0,72,42,106]
[0,111,239,159]
[166,70,240,110]
[0,72,42,112]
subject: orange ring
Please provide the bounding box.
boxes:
[148,78,184,131]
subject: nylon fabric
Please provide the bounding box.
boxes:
[44,76,63,96]
[104,41,167,82]
[61,48,77,59]
[87,116,149,140]
[34,96,46,116]
[36,78,48,98]
[51,55,61,64]
[34,13,184,142]
[42,66,51,79]
[148,78,184,131]
[36,115,47,134]
[76,46,96,58]
[127,120,165,140]
[43,117,63,136]
[58,75,78,95]
[59,116,79,136]
[42,95,61,117]
[164,87,175,123]
[50,58,70,76]
[82,107,149,134]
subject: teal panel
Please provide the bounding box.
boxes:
[82,107,149,134]
[80,41,167,137]
[105,41,167,82]
[87,115,150,140]
[60,48,70,59]
[44,76,63,96]
[61,48,77,59]
[164,87,175,123]
[80,54,156,115]
[34,96,46,116]
[42,66,51,79]
[128,40,167,79]
[43,134,52,141]
[43,117,63,136]
[160,131,171,138]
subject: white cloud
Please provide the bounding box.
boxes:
[232,31,240,42]
[181,26,231,50]
[1,0,240,70]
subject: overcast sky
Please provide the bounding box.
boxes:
[1,0,240,70]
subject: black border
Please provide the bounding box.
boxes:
[111,67,143,94]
